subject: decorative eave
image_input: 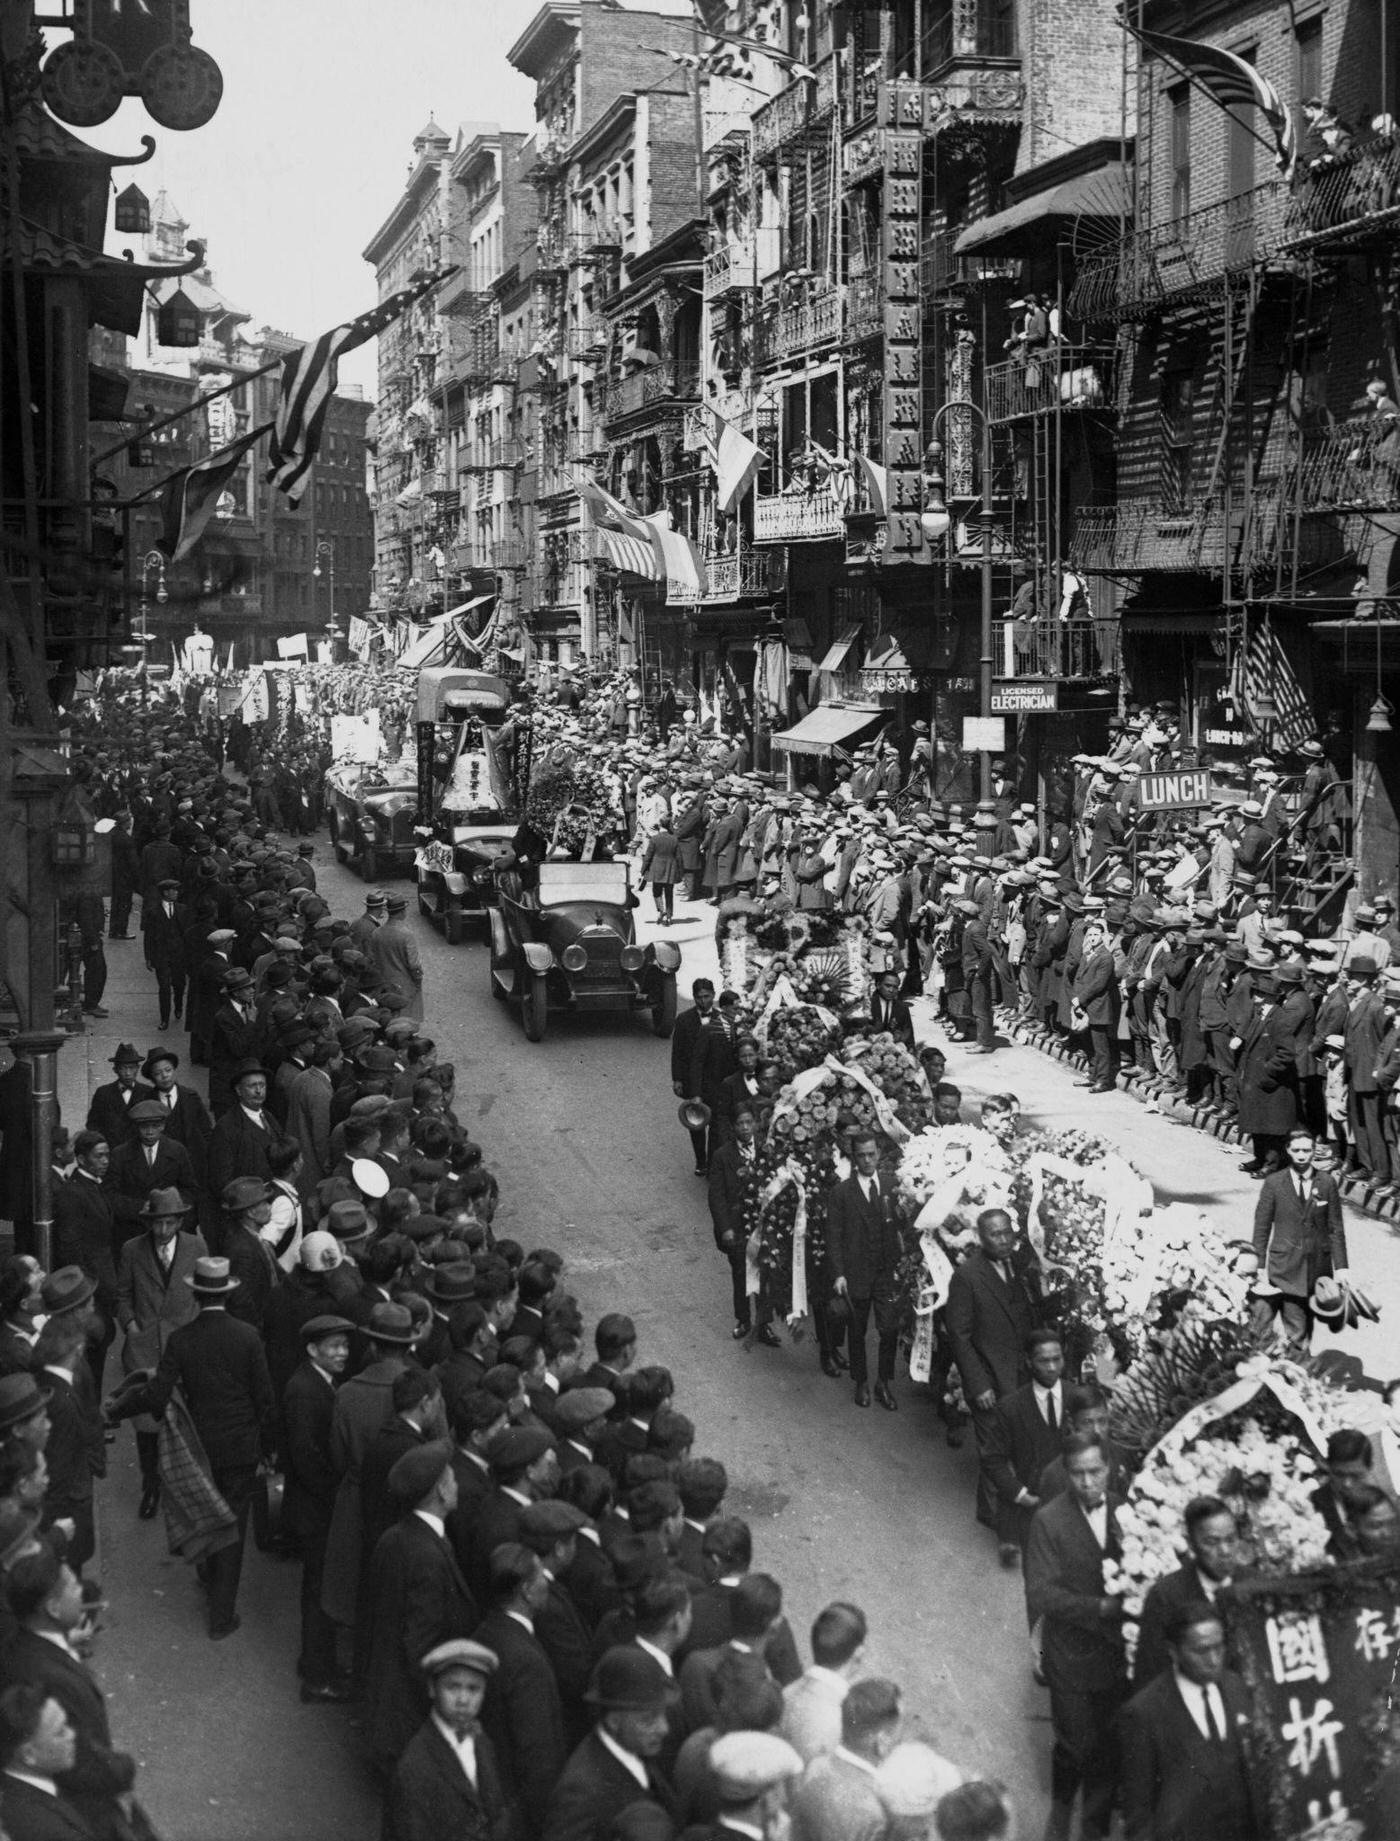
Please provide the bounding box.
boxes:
[507,2,582,80]
[362,156,449,267]
[0,227,205,337]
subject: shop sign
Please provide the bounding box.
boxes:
[962,716,1006,752]
[860,668,933,694]
[1225,1562,1400,1841]
[1137,768,1212,810]
[991,681,1059,713]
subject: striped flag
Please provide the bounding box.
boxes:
[267,267,456,504]
[578,478,663,581]
[1127,25,1296,179]
[1229,623,1313,748]
[158,422,271,563]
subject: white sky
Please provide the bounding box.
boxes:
[82,0,565,397]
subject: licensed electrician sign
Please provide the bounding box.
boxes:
[1137,769,1212,811]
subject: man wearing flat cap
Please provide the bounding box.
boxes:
[362,1439,477,1772]
[103,1099,198,1235]
[699,1732,804,1841]
[467,1426,559,1601]
[544,1647,680,1841]
[384,1639,510,1841]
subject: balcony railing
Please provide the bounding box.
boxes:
[760,286,844,364]
[992,617,1115,681]
[921,7,1017,78]
[598,359,701,423]
[666,547,788,603]
[984,346,1115,422]
[566,321,607,360]
[1282,134,1400,252]
[1069,182,1289,321]
[1296,419,1400,513]
[1070,492,1347,577]
[464,440,523,472]
[704,238,758,298]
[753,486,847,542]
[752,54,837,160]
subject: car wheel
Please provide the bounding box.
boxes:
[522,971,548,1042]
[652,974,677,1038]
[329,819,346,865]
[444,907,466,946]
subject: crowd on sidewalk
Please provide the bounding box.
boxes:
[0,665,1391,1841]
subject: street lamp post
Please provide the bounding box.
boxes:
[313,539,336,623]
[133,548,167,707]
[921,400,997,838]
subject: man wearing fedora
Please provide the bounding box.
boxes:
[111,1255,276,1638]
[220,1178,280,1333]
[103,1100,198,1239]
[1250,1128,1347,1349]
[282,1313,355,1703]
[544,1646,680,1841]
[83,1045,152,1151]
[207,1060,289,1205]
[209,966,262,1115]
[139,1047,212,1188]
[114,1186,206,1520]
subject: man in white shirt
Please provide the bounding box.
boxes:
[543,1647,679,1841]
[383,1639,511,1841]
[780,1601,867,1762]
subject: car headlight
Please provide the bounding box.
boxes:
[562,944,588,972]
[473,867,494,884]
[619,944,645,973]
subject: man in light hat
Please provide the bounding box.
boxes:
[384,1638,508,1841]
[704,1731,804,1838]
[110,1257,275,1639]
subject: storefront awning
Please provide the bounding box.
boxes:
[954,163,1131,258]
[815,623,863,674]
[771,704,886,757]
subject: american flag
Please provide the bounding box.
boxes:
[267,268,456,504]
[159,421,272,563]
[1229,623,1314,748]
[1128,25,1296,180]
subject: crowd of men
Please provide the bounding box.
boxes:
[0,667,1391,1840]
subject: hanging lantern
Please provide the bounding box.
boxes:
[126,435,155,468]
[1367,696,1393,735]
[114,183,151,234]
[156,288,202,348]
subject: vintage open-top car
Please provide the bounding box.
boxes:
[326,760,419,882]
[413,667,517,942]
[489,858,681,1042]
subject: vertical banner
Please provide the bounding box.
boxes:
[876,111,924,557]
[1224,1560,1400,1839]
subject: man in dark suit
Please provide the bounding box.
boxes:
[0,1543,137,1837]
[282,1313,354,1701]
[383,1640,512,1841]
[867,969,915,1049]
[52,1132,119,1391]
[359,1368,440,1566]
[207,1061,286,1200]
[209,967,263,1116]
[142,876,190,1030]
[187,928,236,1068]
[1133,1497,1242,1686]
[946,1207,1041,1533]
[362,1440,478,1773]
[83,1044,152,1149]
[475,1544,569,1831]
[672,979,719,1174]
[0,1686,93,1841]
[1250,1127,1348,1349]
[984,1327,1067,1565]
[1072,926,1121,1092]
[140,1048,211,1192]
[102,1101,198,1239]
[714,1036,764,1147]
[0,1046,46,1257]
[1119,1602,1259,1841]
[115,1188,207,1521]
[543,1647,680,1841]
[707,1109,776,1345]
[111,1255,276,1638]
[1026,1432,1128,1841]
[825,1131,904,1411]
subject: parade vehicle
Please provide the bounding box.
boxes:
[413,667,518,942]
[326,760,419,883]
[489,857,681,1042]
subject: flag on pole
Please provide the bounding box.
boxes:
[853,453,888,517]
[577,478,665,581]
[1125,24,1296,179]
[158,422,271,563]
[267,267,457,504]
[644,513,707,602]
[652,30,813,82]
[702,408,763,514]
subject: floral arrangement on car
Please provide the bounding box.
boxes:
[1104,1354,1381,1669]
[525,758,614,857]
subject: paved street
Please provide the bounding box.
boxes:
[65,852,1398,1839]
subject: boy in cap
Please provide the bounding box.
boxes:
[384,1639,508,1841]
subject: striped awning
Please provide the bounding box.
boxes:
[595,526,660,579]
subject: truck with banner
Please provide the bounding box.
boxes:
[412,667,518,942]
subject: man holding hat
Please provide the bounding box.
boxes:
[114,1187,207,1521]
[1251,1129,1348,1349]
[544,1647,680,1841]
[383,1638,509,1841]
[83,1045,152,1150]
[110,1256,275,1639]
[362,1439,476,1771]
[282,1315,355,1703]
